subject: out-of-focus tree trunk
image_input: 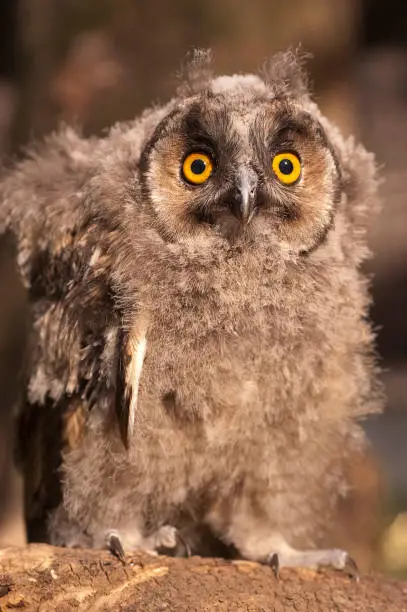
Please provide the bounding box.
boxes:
[13,0,361,149]
[0,0,18,157]
[0,236,28,547]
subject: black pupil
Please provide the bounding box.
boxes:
[279,158,294,175]
[191,158,206,175]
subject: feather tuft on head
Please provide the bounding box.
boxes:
[260,47,311,98]
[176,48,214,97]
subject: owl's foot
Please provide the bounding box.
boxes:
[266,547,359,580]
[105,525,191,563]
[154,525,192,558]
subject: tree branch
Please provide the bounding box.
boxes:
[0,544,406,611]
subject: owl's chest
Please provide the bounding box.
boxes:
[128,310,273,486]
[119,267,348,495]
[133,281,292,429]
[130,254,333,434]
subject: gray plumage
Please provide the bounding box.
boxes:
[0,50,382,569]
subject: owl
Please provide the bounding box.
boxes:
[0,50,382,575]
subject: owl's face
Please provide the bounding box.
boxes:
[140,73,341,255]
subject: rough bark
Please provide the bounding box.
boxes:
[0,544,406,612]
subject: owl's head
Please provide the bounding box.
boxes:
[139,50,357,256]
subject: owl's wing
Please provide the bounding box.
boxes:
[0,133,121,409]
[0,126,150,534]
[16,218,123,536]
[0,131,128,534]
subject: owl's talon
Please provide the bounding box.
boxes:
[344,554,360,582]
[268,552,280,578]
[106,531,126,564]
[175,531,191,558]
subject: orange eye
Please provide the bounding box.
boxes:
[182,152,213,185]
[272,152,301,185]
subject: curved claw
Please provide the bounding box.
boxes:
[267,552,280,579]
[106,531,126,564]
[175,531,192,558]
[344,554,360,582]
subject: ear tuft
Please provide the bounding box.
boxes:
[177,48,214,97]
[260,47,311,98]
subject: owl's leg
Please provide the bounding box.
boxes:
[104,525,190,563]
[231,529,358,578]
[241,533,358,579]
[265,545,359,579]
[207,502,359,579]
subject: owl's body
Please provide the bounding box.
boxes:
[0,52,381,568]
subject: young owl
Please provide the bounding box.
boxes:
[0,50,381,574]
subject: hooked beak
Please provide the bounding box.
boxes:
[230,167,258,225]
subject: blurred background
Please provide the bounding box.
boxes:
[0,0,406,576]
